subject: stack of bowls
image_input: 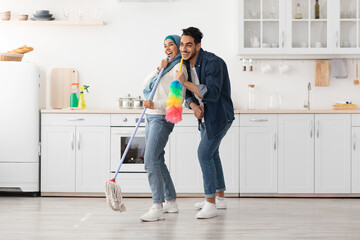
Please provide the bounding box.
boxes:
[0,11,11,21]
[31,10,54,21]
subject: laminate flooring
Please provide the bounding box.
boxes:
[1,197,360,239]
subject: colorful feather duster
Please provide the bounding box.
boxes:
[165,58,183,123]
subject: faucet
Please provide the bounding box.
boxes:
[304,82,311,110]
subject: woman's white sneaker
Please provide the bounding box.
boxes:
[163,200,179,213]
[194,197,227,209]
[196,202,217,219]
[140,205,165,222]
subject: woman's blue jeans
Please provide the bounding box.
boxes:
[144,114,176,203]
[198,121,232,198]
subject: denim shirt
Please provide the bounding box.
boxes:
[185,48,234,139]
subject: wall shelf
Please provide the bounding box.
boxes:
[0,20,105,26]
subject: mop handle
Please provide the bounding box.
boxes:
[112,57,169,180]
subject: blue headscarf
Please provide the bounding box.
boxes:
[143,34,182,100]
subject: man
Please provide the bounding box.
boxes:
[175,27,234,219]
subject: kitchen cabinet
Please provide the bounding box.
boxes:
[314,114,351,193]
[41,114,110,193]
[169,115,240,194]
[351,115,360,193]
[238,0,360,56]
[240,114,278,193]
[278,114,315,193]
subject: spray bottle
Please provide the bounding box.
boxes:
[78,85,89,110]
[70,83,79,108]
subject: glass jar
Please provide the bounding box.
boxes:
[248,84,255,110]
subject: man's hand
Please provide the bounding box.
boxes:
[175,70,186,84]
[144,100,154,109]
[190,102,204,119]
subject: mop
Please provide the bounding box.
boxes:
[105,57,173,212]
[165,58,184,123]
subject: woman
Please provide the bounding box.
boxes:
[141,34,188,222]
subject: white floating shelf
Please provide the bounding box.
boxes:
[118,0,173,2]
[0,20,105,26]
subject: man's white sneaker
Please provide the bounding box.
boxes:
[194,197,227,209]
[140,205,165,222]
[196,202,217,219]
[163,200,179,213]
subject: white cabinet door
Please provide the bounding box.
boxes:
[169,127,202,193]
[285,0,333,54]
[219,126,240,194]
[315,114,351,193]
[240,126,277,193]
[238,0,286,55]
[278,114,314,193]
[352,127,360,193]
[333,0,360,54]
[76,127,110,192]
[41,126,76,192]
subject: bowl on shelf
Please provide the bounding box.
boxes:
[17,14,28,21]
[0,11,11,21]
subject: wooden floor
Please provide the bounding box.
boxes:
[1,197,360,239]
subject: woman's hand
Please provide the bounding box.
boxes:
[144,100,154,109]
[175,70,186,84]
[157,59,169,71]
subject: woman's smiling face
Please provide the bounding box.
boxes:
[164,39,178,60]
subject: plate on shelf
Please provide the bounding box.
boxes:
[31,17,55,21]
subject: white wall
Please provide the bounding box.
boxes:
[1,0,359,110]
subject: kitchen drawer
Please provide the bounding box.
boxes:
[352,114,360,126]
[41,114,110,126]
[240,114,277,127]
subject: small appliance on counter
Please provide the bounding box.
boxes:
[118,94,144,109]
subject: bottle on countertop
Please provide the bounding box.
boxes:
[294,3,303,19]
[315,0,320,19]
[248,84,255,110]
[70,83,79,108]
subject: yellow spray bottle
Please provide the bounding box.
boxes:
[78,85,89,110]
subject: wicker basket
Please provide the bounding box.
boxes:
[332,104,357,110]
[0,53,23,62]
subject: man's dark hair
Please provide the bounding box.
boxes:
[182,27,203,44]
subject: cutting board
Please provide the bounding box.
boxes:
[315,60,330,86]
[50,68,78,109]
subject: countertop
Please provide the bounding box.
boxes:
[41,109,360,114]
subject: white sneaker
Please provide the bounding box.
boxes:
[194,197,227,209]
[140,205,165,222]
[196,202,217,219]
[163,200,179,213]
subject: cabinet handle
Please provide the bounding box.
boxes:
[71,132,74,150]
[66,118,85,121]
[354,133,356,150]
[77,132,80,150]
[309,120,313,138]
[281,31,284,48]
[316,120,319,138]
[250,119,268,122]
[274,132,277,150]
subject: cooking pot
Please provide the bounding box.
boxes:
[118,94,134,109]
[133,96,144,108]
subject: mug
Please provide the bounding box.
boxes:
[315,42,322,48]
[261,63,272,73]
[278,63,290,74]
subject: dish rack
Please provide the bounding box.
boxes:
[0,53,23,62]
[333,103,357,110]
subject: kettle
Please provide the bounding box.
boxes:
[268,91,282,109]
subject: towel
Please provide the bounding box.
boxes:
[331,58,347,79]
